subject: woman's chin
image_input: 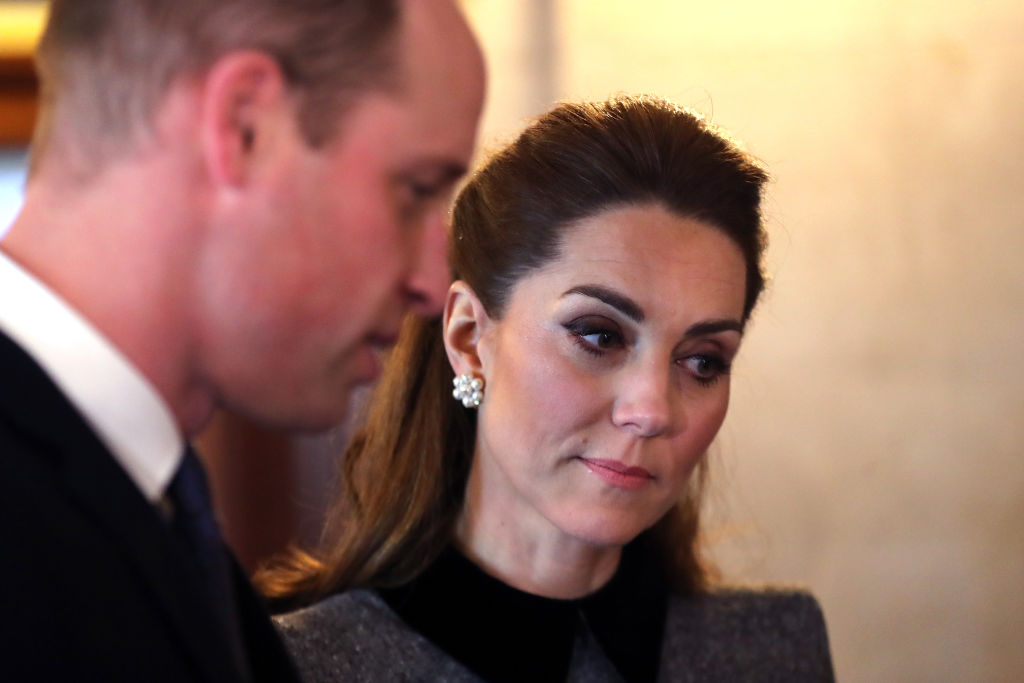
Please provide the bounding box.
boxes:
[557,516,647,550]
[546,499,668,550]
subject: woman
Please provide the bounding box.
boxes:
[260,95,834,682]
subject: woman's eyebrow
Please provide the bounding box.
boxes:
[563,285,744,337]
[685,319,744,338]
[562,284,644,322]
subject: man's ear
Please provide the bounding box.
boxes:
[198,50,291,187]
[443,280,493,377]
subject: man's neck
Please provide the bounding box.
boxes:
[4,159,215,436]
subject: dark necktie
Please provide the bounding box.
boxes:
[168,446,249,679]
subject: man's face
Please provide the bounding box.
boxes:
[200,0,485,430]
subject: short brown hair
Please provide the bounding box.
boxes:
[32,0,400,167]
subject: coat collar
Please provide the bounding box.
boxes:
[0,330,250,683]
[379,537,668,683]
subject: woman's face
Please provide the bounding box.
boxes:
[469,203,748,550]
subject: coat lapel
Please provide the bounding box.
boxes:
[0,332,245,683]
[231,558,301,682]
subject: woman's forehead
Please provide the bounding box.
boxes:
[506,204,748,323]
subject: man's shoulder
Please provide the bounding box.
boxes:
[661,585,834,682]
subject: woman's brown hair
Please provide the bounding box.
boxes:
[257,95,769,609]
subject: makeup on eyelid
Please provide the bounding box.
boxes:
[559,307,738,387]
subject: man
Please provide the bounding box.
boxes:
[0,0,485,680]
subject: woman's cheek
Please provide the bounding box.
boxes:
[673,391,731,471]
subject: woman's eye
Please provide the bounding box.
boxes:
[580,330,620,349]
[681,354,731,386]
[564,320,624,356]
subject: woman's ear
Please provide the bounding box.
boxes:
[442,280,492,377]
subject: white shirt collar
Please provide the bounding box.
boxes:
[0,248,182,502]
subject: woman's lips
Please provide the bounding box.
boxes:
[579,458,654,490]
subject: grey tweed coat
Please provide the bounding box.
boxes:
[275,586,834,682]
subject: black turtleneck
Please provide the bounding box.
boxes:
[378,537,668,683]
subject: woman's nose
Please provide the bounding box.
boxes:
[611,364,679,438]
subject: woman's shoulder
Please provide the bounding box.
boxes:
[273,589,391,646]
[660,585,834,682]
[273,589,481,683]
[668,584,829,628]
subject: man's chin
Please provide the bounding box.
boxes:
[242,390,355,435]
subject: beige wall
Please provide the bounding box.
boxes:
[464,1,1024,680]
[5,1,1017,678]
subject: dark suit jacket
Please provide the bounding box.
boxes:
[0,331,301,683]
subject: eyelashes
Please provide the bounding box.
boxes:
[563,319,624,356]
[562,318,732,386]
[680,355,732,387]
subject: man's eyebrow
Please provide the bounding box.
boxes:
[562,285,644,323]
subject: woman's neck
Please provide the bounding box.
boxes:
[455,477,624,600]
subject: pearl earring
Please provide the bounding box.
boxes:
[452,373,484,408]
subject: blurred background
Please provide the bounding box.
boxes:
[2,1,1022,680]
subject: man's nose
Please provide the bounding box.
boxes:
[403,209,450,316]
